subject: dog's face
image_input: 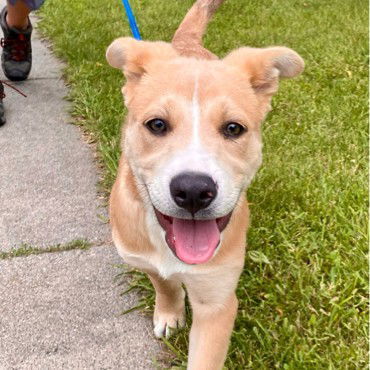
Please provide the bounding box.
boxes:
[107,38,303,265]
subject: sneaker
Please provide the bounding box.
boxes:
[0,7,32,81]
[0,81,5,126]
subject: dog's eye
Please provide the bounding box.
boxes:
[222,122,246,138]
[145,118,168,135]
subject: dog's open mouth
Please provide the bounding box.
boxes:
[154,209,232,265]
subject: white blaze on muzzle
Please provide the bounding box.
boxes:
[147,78,242,220]
[142,79,261,265]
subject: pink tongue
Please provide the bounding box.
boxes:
[172,218,220,264]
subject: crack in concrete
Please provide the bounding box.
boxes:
[0,238,112,260]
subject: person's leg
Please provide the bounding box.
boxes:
[0,0,44,83]
[0,1,33,81]
[0,0,44,125]
[6,0,31,30]
[0,1,32,125]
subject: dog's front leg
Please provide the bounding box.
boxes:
[148,272,186,338]
[187,291,238,370]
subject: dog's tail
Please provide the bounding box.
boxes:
[172,0,225,59]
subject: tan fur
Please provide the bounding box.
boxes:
[107,1,304,368]
[172,0,225,59]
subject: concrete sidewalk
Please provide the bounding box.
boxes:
[0,4,162,369]
[0,247,162,369]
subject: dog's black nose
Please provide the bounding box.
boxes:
[170,172,217,215]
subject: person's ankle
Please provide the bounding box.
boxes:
[5,14,29,30]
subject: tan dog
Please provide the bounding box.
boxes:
[106,0,304,368]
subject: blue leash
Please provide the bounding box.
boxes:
[121,0,142,40]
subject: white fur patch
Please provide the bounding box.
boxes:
[146,77,244,220]
[191,77,201,147]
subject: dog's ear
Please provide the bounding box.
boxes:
[223,47,304,109]
[106,37,177,80]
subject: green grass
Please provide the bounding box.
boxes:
[0,239,91,259]
[38,0,368,368]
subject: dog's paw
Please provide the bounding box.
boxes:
[153,310,186,339]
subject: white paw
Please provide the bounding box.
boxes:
[153,311,186,339]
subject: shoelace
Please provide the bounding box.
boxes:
[0,34,29,62]
[0,80,27,99]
